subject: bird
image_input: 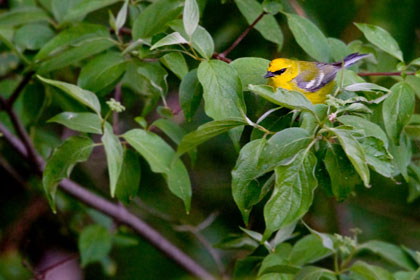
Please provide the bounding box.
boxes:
[264,53,369,104]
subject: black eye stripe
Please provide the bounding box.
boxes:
[273,68,287,75]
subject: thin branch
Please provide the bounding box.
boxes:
[0,97,44,173]
[289,0,307,18]
[214,12,267,61]
[358,71,415,77]
[0,122,215,280]
[37,254,79,279]
[7,71,34,107]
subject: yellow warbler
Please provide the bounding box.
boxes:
[264,53,368,104]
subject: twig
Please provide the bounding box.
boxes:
[0,122,214,280]
[357,71,415,77]
[7,71,34,107]
[214,12,267,61]
[37,254,79,279]
[112,83,122,134]
[289,0,307,18]
[0,97,44,173]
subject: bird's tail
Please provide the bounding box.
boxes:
[340,53,370,68]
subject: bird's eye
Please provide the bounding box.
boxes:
[274,68,287,75]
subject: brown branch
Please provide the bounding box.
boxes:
[7,71,34,107]
[214,12,267,62]
[289,0,307,18]
[0,121,214,280]
[358,71,416,77]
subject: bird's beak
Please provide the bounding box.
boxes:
[264,71,275,78]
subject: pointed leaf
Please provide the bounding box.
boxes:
[177,118,247,156]
[383,82,415,144]
[48,112,102,134]
[361,137,393,178]
[264,150,317,239]
[330,127,370,187]
[234,0,283,47]
[78,224,112,267]
[43,136,94,212]
[286,13,330,62]
[179,69,202,121]
[160,52,188,79]
[38,76,101,115]
[0,7,49,27]
[355,23,403,61]
[350,261,394,280]
[325,144,360,200]
[123,129,191,211]
[289,235,332,266]
[63,0,121,22]
[102,123,123,197]
[232,128,312,223]
[248,84,316,115]
[150,32,188,50]
[132,0,183,39]
[183,0,199,36]
[115,0,129,32]
[115,149,141,204]
[231,57,270,89]
[78,52,127,93]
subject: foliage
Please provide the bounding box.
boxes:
[0,0,420,279]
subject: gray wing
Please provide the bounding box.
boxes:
[294,63,339,93]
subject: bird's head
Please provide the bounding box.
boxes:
[264,58,298,85]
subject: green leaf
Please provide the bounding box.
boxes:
[63,0,121,22]
[394,271,420,280]
[269,222,297,248]
[389,133,411,181]
[286,13,330,62]
[152,119,184,147]
[295,267,336,280]
[248,84,316,115]
[383,82,415,144]
[359,240,417,271]
[231,57,270,89]
[43,136,94,212]
[37,37,115,74]
[78,224,112,267]
[132,0,183,39]
[78,52,127,93]
[48,112,102,134]
[177,118,247,156]
[344,82,390,93]
[214,234,259,251]
[258,254,300,276]
[183,0,199,36]
[330,127,370,187]
[232,128,312,223]
[115,149,141,204]
[150,32,188,50]
[328,37,351,62]
[337,115,389,148]
[35,23,109,61]
[115,0,128,32]
[350,261,394,280]
[123,129,191,211]
[14,23,54,50]
[170,19,214,59]
[179,69,202,121]
[0,7,49,27]
[289,234,332,266]
[361,137,394,178]
[102,123,123,197]
[264,150,317,239]
[355,23,403,61]
[38,76,101,116]
[160,52,188,79]
[324,144,360,200]
[233,256,262,280]
[197,60,245,142]
[234,0,283,48]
